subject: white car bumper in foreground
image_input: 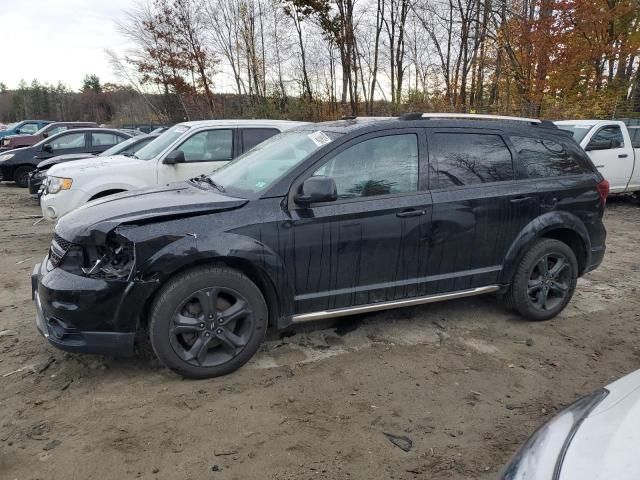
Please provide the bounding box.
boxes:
[40,188,92,222]
[502,369,640,480]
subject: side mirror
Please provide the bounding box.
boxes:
[163,150,185,165]
[42,144,53,153]
[42,132,49,138]
[15,128,21,134]
[295,176,338,205]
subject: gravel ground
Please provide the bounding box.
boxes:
[0,183,639,480]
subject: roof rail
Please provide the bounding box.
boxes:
[340,116,395,121]
[422,113,541,124]
[399,112,557,128]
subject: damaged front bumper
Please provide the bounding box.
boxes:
[31,258,153,356]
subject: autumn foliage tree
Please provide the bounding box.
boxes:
[109,0,640,120]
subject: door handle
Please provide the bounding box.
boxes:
[396,209,426,218]
[509,196,534,204]
[618,154,629,158]
[595,164,605,168]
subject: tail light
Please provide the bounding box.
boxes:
[596,179,609,205]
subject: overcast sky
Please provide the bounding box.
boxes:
[0,0,134,90]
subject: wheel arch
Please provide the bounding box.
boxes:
[502,212,592,284]
[130,227,294,336]
[13,163,35,174]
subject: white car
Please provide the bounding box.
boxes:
[555,120,640,196]
[502,368,640,479]
[40,120,306,221]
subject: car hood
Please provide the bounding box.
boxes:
[48,155,137,176]
[0,145,31,162]
[55,181,248,243]
[2,133,39,145]
[559,369,640,480]
[37,153,97,170]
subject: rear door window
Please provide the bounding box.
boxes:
[430,132,514,188]
[92,133,124,147]
[510,136,590,178]
[241,128,280,152]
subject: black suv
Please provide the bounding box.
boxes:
[31,114,608,378]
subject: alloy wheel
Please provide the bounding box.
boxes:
[527,253,572,312]
[169,287,254,367]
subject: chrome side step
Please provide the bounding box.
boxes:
[291,285,500,323]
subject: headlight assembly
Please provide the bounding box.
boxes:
[47,176,73,194]
[0,153,14,161]
[81,238,135,280]
[501,388,609,480]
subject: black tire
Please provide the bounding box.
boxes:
[14,166,34,188]
[149,265,267,379]
[506,238,578,321]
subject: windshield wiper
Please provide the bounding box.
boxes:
[190,174,226,192]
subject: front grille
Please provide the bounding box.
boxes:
[49,234,74,268]
[29,172,44,195]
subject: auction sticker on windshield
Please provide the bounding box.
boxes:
[308,131,332,147]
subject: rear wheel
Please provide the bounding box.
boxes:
[14,166,34,188]
[149,266,267,378]
[507,238,578,321]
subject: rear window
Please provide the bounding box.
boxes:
[241,128,280,152]
[510,136,591,178]
[430,133,514,188]
[628,126,640,149]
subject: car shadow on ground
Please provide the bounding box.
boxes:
[46,293,508,382]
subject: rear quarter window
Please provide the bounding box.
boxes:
[510,136,592,178]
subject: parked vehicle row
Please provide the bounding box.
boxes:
[39,120,306,221]
[0,122,98,150]
[31,113,608,379]
[28,133,161,200]
[0,128,132,187]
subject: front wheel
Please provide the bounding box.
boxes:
[149,266,268,378]
[507,239,578,321]
[14,166,34,188]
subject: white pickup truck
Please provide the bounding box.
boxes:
[40,119,306,221]
[555,120,640,198]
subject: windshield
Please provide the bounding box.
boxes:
[135,125,189,160]
[33,130,67,147]
[208,130,342,196]
[34,124,51,136]
[99,136,148,157]
[556,124,593,143]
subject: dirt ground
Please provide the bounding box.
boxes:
[0,183,639,480]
